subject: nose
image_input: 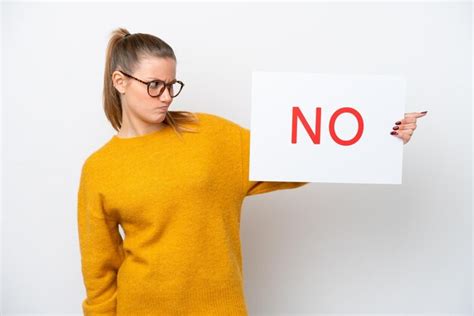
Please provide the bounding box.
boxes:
[159,86,172,102]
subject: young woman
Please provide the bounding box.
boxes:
[77,27,427,315]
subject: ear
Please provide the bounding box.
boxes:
[112,71,127,94]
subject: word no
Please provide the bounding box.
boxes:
[291,106,364,146]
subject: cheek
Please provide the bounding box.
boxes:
[127,94,151,110]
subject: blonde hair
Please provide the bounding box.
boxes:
[103,27,199,137]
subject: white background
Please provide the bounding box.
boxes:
[2,1,472,315]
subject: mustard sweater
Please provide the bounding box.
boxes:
[77,112,309,315]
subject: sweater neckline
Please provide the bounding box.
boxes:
[110,124,172,144]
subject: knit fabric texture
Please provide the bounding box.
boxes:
[77,112,309,315]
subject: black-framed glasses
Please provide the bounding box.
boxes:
[118,70,184,98]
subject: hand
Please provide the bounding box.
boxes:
[391,111,428,145]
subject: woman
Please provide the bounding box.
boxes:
[77,27,427,315]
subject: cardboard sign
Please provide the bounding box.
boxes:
[250,71,406,184]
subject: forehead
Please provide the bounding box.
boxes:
[136,56,176,80]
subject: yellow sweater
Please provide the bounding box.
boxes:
[77,112,309,315]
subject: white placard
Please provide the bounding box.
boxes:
[250,71,406,184]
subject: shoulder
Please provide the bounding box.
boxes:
[79,150,101,177]
[193,112,248,147]
[194,112,243,131]
[195,111,252,139]
[79,141,112,180]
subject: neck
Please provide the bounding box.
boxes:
[118,110,167,138]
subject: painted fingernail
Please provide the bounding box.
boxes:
[395,121,401,125]
[391,131,398,135]
[392,126,399,130]
[420,111,428,114]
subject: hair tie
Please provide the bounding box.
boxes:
[124,33,131,38]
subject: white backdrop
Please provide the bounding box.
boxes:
[2,1,472,315]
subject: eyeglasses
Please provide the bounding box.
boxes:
[118,70,184,98]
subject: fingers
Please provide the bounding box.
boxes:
[399,129,413,136]
[404,111,428,118]
[393,129,412,144]
[400,117,417,124]
[391,110,427,144]
[392,124,415,136]
[398,110,428,124]
[395,123,417,131]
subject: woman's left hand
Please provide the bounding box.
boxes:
[391,111,428,145]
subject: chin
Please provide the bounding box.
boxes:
[155,112,168,121]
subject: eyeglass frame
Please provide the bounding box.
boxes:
[117,70,184,98]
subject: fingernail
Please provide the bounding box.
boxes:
[395,121,401,125]
[420,111,428,114]
[390,131,398,135]
[392,126,399,130]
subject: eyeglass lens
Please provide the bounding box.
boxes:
[148,81,182,97]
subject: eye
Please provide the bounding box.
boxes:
[149,81,163,89]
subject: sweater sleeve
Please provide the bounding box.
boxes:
[77,161,125,316]
[239,126,309,197]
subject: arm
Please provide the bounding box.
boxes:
[240,126,309,197]
[77,161,125,316]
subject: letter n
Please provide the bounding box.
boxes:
[291,106,321,144]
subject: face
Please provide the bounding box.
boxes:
[112,56,177,126]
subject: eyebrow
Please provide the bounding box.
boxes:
[146,77,177,83]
